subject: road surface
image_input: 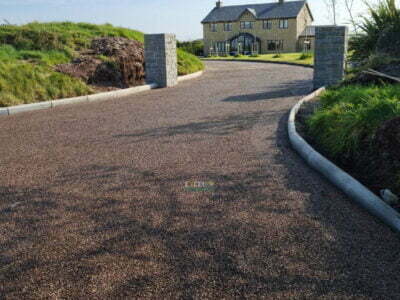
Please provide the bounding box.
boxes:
[1,61,399,299]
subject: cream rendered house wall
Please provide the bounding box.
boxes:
[296,5,314,51]
[203,4,314,56]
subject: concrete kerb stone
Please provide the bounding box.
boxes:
[177,71,204,82]
[87,90,118,102]
[8,101,52,115]
[51,95,89,107]
[0,108,9,116]
[289,87,400,233]
[0,72,202,117]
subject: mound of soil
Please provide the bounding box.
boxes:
[345,62,400,86]
[375,117,400,159]
[297,105,400,209]
[361,117,400,198]
[55,37,145,89]
[55,56,102,82]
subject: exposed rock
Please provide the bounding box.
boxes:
[380,189,399,206]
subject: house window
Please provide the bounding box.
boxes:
[240,21,254,29]
[267,40,284,51]
[210,23,217,32]
[279,19,288,29]
[215,42,227,52]
[263,20,273,30]
[224,23,232,31]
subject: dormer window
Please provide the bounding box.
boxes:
[279,19,288,29]
[240,21,254,29]
[211,23,217,32]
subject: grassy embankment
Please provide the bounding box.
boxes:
[177,48,204,76]
[204,52,314,66]
[0,22,203,107]
[307,85,400,157]
[305,84,400,195]
[302,0,400,197]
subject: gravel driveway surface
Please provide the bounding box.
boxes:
[1,61,399,299]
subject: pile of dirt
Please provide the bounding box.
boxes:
[55,37,145,89]
[359,117,400,198]
[374,117,400,159]
[297,105,400,208]
[55,56,102,82]
[338,116,400,205]
[345,62,400,86]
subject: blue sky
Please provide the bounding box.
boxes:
[0,0,379,40]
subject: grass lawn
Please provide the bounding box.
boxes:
[204,52,314,66]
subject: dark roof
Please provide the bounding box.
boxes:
[202,1,309,23]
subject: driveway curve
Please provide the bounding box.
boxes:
[1,61,399,299]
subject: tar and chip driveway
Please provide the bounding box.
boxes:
[1,61,399,299]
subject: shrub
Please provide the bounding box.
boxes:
[350,0,400,62]
[298,53,312,60]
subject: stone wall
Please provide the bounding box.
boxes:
[144,34,177,88]
[313,26,348,89]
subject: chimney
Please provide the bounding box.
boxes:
[216,1,222,8]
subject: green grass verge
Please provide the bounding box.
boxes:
[0,22,144,107]
[177,48,204,76]
[0,22,203,107]
[0,22,144,52]
[204,52,314,66]
[307,84,400,158]
[0,61,92,107]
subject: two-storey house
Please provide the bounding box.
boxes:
[201,0,314,56]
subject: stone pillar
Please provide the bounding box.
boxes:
[313,26,348,89]
[144,34,178,88]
